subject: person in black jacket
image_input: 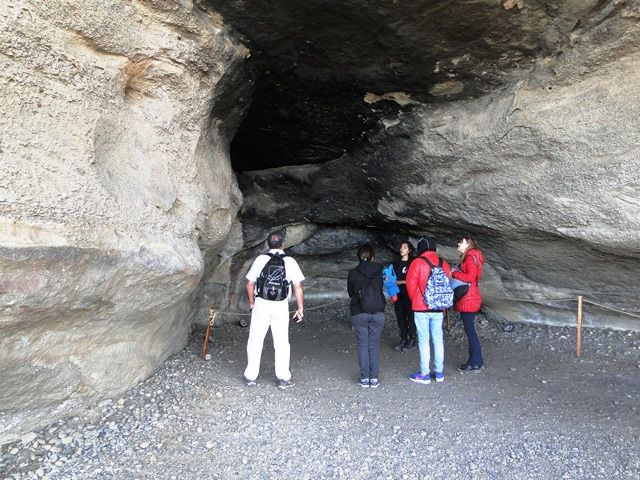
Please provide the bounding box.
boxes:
[392,240,416,351]
[347,244,386,389]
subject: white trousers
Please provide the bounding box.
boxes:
[243,298,291,381]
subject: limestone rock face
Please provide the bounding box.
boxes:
[215,0,639,331]
[0,0,247,441]
[236,52,640,330]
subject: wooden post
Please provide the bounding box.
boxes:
[576,295,583,357]
[201,308,215,360]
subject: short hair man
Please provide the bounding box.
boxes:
[243,231,305,389]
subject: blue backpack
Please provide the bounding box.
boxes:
[420,257,454,310]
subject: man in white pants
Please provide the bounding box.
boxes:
[243,231,305,389]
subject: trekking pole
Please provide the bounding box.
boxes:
[576,295,583,357]
[201,308,216,360]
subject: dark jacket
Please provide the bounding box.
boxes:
[392,258,413,297]
[406,251,452,312]
[453,248,485,313]
[347,261,385,316]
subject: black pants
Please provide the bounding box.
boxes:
[393,292,415,340]
[461,312,483,367]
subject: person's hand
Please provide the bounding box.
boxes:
[293,308,304,323]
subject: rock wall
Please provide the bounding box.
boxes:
[0,0,247,442]
[235,51,640,330]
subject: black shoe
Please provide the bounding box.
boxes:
[457,364,482,372]
[277,379,295,390]
[394,339,406,351]
[404,338,417,350]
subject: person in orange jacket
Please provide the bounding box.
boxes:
[452,235,486,372]
[405,237,451,384]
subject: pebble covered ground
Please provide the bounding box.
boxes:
[2,303,640,479]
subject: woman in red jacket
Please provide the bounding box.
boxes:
[452,235,485,372]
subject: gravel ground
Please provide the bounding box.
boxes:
[2,302,640,479]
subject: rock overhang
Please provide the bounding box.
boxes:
[206,0,640,330]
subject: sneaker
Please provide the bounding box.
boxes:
[457,364,482,373]
[277,379,295,390]
[358,378,370,388]
[404,337,417,350]
[408,371,431,384]
[369,378,379,389]
[435,372,445,383]
[394,339,405,351]
[244,377,257,387]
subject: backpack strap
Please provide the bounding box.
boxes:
[417,256,439,299]
[419,256,442,269]
[265,252,287,259]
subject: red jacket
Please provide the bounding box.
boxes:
[406,251,452,312]
[452,248,485,313]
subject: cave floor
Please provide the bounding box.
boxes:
[2,304,640,479]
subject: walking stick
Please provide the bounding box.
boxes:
[576,296,583,357]
[201,308,216,360]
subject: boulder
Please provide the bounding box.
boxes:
[0,0,247,442]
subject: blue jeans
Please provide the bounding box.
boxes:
[414,311,444,374]
[351,312,385,379]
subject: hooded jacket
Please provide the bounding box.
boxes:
[405,251,452,312]
[347,261,385,315]
[452,248,485,313]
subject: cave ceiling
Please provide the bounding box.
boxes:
[204,0,603,171]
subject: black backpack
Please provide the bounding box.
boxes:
[256,253,289,301]
[358,275,385,314]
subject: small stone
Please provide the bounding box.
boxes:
[9,447,19,455]
[21,432,37,444]
[139,442,150,449]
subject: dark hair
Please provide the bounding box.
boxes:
[267,231,284,249]
[417,236,437,254]
[400,240,415,258]
[357,244,374,262]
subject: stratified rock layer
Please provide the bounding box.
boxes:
[236,51,640,330]
[0,0,246,441]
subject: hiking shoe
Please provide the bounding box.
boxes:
[457,364,482,373]
[394,339,405,351]
[408,371,431,384]
[244,377,257,387]
[369,378,380,389]
[277,379,295,390]
[435,372,445,383]
[359,378,370,388]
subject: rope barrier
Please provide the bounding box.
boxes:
[200,298,349,360]
[201,293,639,360]
[582,299,640,320]
[208,298,349,319]
[497,296,640,319]
[497,294,640,357]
